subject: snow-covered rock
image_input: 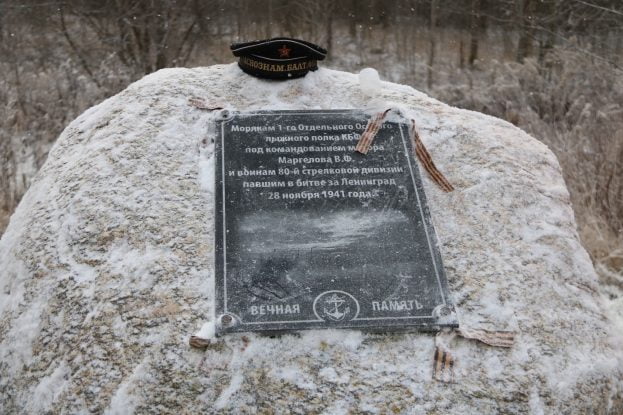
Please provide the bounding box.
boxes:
[1,64,621,414]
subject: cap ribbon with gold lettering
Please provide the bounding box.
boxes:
[230,37,327,80]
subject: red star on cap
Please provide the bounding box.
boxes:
[278,44,291,58]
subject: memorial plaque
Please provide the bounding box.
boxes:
[214,109,457,335]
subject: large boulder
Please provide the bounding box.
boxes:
[1,64,621,414]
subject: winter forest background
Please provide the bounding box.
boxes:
[1,0,621,296]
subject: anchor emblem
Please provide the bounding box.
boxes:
[322,293,349,321]
[313,290,360,322]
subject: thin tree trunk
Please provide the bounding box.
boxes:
[459,36,465,69]
[326,9,333,58]
[468,0,480,67]
[427,0,438,89]
[59,5,101,88]
[349,0,357,37]
[537,0,555,71]
[266,0,272,39]
[516,0,533,63]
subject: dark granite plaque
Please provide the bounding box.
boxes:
[214,109,457,335]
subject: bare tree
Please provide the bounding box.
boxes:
[427,0,438,89]
[58,0,208,78]
[468,0,481,67]
[516,0,534,62]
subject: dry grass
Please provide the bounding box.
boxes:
[425,48,623,295]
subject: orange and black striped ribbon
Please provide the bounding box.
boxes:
[458,328,515,348]
[354,109,392,154]
[188,97,224,111]
[410,120,454,192]
[355,110,455,192]
[433,344,455,383]
[189,335,211,349]
[432,328,516,383]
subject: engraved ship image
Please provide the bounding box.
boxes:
[323,293,349,321]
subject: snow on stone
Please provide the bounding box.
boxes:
[194,320,216,340]
[359,67,382,97]
[0,63,622,413]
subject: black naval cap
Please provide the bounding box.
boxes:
[231,37,327,80]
